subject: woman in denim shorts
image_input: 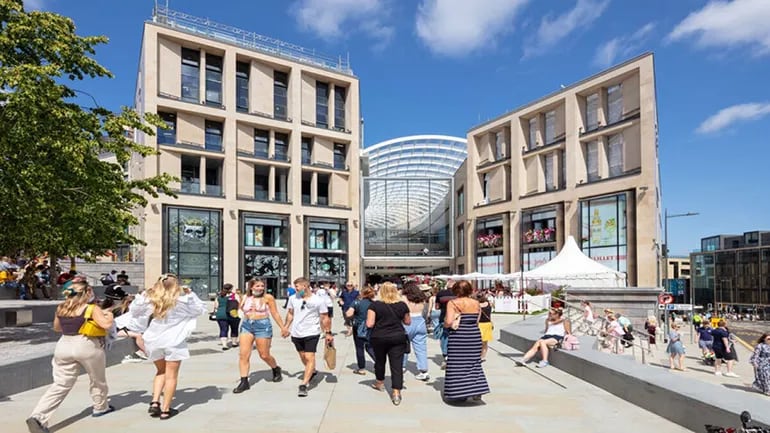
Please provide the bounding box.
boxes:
[232,278,288,394]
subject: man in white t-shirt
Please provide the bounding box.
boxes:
[283,277,333,397]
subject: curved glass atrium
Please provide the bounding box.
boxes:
[362,135,467,258]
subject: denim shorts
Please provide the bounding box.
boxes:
[241,318,273,338]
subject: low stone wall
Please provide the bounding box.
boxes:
[500,316,770,432]
[0,301,59,327]
[0,337,137,398]
[566,287,661,329]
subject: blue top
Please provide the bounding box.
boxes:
[340,289,360,310]
[711,328,729,349]
[697,327,714,342]
[352,299,372,327]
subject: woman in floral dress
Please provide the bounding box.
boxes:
[750,333,770,395]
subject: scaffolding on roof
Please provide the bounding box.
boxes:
[151,5,353,76]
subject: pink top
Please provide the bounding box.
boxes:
[241,296,269,315]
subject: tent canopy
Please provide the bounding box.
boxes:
[523,236,626,287]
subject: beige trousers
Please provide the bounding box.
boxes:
[30,334,109,427]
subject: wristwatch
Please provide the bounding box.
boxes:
[325,331,333,336]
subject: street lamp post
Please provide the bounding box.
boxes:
[663,209,699,343]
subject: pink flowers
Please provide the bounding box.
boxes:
[524,227,555,244]
[476,233,503,249]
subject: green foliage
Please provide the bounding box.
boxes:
[0,0,175,258]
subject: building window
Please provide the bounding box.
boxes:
[301,171,312,204]
[236,61,249,113]
[607,133,624,177]
[560,150,566,189]
[181,48,200,103]
[181,155,200,194]
[253,129,269,158]
[333,142,346,169]
[522,207,557,270]
[334,85,346,130]
[274,167,289,202]
[205,54,223,106]
[607,84,623,124]
[254,165,269,200]
[528,117,537,150]
[301,137,312,165]
[165,207,221,297]
[580,193,628,272]
[243,214,289,297]
[308,219,348,287]
[205,158,223,196]
[274,132,288,161]
[204,120,223,151]
[494,131,504,160]
[586,140,599,182]
[317,173,329,206]
[482,173,490,202]
[316,81,329,128]
[274,70,288,120]
[544,110,555,144]
[457,225,465,256]
[456,187,464,217]
[544,153,555,191]
[701,237,719,252]
[157,112,176,144]
[586,93,599,131]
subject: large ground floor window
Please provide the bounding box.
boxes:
[579,193,628,272]
[521,207,557,271]
[165,206,221,297]
[243,213,290,297]
[308,219,348,287]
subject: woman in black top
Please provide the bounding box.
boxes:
[366,282,411,406]
[477,293,493,361]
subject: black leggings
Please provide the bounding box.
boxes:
[217,318,240,338]
[370,335,407,390]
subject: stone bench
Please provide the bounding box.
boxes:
[0,309,33,327]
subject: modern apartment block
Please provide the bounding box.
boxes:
[691,230,770,310]
[130,7,361,296]
[459,53,661,287]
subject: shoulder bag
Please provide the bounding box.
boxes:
[79,304,107,337]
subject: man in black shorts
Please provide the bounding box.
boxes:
[283,277,333,397]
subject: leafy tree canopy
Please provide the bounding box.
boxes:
[0,0,175,260]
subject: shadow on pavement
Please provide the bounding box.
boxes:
[174,385,225,413]
[49,390,148,432]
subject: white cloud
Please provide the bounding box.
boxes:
[415,0,530,57]
[593,22,655,68]
[696,102,770,134]
[668,0,770,56]
[524,0,610,58]
[291,0,394,47]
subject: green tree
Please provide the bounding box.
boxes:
[0,0,175,266]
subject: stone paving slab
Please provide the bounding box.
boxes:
[0,312,690,433]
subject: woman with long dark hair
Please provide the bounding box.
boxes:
[213,283,241,350]
[232,278,287,393]
[27,282,115,433]
[401,282,430,381]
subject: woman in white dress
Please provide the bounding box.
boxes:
[127,274,206,420]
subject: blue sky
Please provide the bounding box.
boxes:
[29,0,770,256]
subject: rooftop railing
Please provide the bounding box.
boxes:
[151,5,353,76]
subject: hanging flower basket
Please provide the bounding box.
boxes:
[525,227,555,244]
[476,233,503,249]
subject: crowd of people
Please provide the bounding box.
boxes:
[23,275,494,433]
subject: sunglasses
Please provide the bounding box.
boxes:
[159,273,177,281]
[301,300,307,310]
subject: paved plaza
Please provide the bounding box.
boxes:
[0,312,693,433]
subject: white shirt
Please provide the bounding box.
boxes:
[315,288,334,308]
[545,320,566,337]
[287,294,327,338]
[125,292,207,350]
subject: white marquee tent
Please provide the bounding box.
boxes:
[521,236,627,287]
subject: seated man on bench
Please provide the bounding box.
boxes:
[517,308,571,368]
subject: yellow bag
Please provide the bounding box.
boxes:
[78,304,107,337]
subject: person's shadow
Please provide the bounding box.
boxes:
[173,385,225,413]
[49,390,148,432]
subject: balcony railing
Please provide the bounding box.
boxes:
[180,181,200,194]
[254,189,268,201]
[204,184,223,197]
[274,191,289,203]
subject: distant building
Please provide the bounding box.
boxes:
[690,230,770,310]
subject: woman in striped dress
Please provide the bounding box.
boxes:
[443,280,490,403]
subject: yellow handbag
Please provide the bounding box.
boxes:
[78,304,107,337]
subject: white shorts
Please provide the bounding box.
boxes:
[147,344,189,362]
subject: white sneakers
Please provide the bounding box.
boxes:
[415,372,430,381]
[715,371,740,378]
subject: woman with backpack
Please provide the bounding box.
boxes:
[213,283,241,350]
[345,285,376,375]
[26,281,115,433]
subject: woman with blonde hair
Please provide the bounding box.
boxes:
[27,282,115,433]
[127,274,206,420]
[232,278,287,394]
[366,282,411,405]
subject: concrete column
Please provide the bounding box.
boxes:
[198,156,206,194]
[199,49,206,105]
[268,165,276,200]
